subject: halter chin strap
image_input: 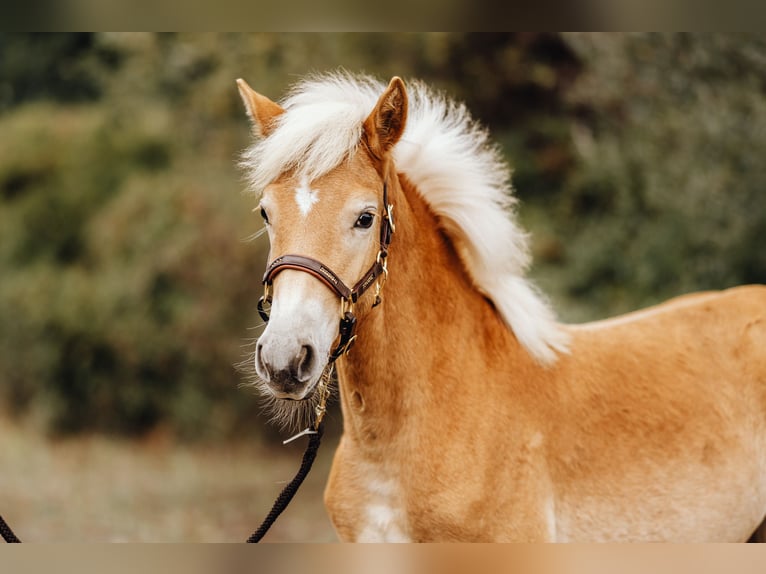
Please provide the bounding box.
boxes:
[257,181,394,362]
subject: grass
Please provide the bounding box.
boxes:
[0,418,340,542]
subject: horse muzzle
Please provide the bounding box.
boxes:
[255,337,323,400]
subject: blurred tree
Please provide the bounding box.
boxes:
[0,33,762,439]
[437,33,582,201]
[0,33,122,112]
[542,33,766,320]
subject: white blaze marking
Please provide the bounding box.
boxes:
[294,178,319,216]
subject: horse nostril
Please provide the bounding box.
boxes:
[294,344,315,382]
[255,342,270,378]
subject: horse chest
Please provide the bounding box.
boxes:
[354,476,410,542]
[325,448,412,542]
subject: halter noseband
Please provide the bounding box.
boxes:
[257,181,394,362]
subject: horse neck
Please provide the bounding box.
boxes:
[335,174,529,451]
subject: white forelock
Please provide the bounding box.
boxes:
[241,71,569,364]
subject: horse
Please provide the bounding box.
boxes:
[235,71,766,542]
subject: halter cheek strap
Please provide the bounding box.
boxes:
[257,181,394,361]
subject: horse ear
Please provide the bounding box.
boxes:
[364,76,408,158]
[236,78,285,137]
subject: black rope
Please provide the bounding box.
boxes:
[0,515,21,543]
[246,422,324,543]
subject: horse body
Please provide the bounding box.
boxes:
[554,288,766,542]
[325,174,766,542]
[236,72,766,542]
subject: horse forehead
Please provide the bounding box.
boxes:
[270,160,382,213]
[267,177,357,219]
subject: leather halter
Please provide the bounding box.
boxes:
[257,181,394,361]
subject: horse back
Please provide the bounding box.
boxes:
[571,284,766,364]
[563,284,766,419]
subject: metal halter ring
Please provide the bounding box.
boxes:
[258,284,272,323]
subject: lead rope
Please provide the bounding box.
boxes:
[246,422,324,542]
[246,360,334,543]
[0,515,20,543]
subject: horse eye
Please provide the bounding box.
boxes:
[355,212,375,229]
[260,207,270,224]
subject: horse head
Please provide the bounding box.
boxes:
[237,76,407,413]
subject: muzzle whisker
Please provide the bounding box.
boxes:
[243,227,269,243]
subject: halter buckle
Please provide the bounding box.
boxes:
[372,257,389,308]
[330,307,357,361]
[340,296,354,319]
[257,283,272,323]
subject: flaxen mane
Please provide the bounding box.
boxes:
[242,71,569,363]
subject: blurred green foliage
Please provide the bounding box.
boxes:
[540,33,766,320]
[0,33,763,439]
